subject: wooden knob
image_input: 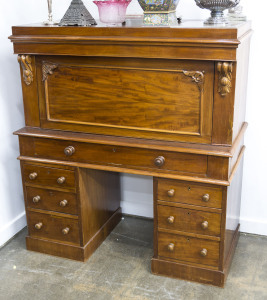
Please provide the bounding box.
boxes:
[35,222,43,230]
[202,194,210,202]
[60,200,68,207]
[62,227,70,235]
[154,156,165,167]
[64,146,75,156]
[167,189,175,197]
[29,172,37,180]
[167,243,175,252]
[57,177,66,184]
[201,221,209,230]
[32,195,41,203]
[167,216,175,224]
[200,248,208,257]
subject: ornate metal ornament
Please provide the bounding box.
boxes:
[217,62,233,97]
[17,55,33,86]
[44,0,58,25]
[42,63,58,81]
[59,0,97,26]
[194,0,240,25]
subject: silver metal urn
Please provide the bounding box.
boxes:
[194,0,240,25]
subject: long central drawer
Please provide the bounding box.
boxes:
[20,137,208,176]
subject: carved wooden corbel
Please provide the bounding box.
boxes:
[217,62,233,97]
[17,55,33,85]
[42,62,58,81]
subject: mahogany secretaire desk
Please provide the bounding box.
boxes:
[9,18,252,287]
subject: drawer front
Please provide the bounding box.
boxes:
[23,164,76,190]
[27,211,80,245]
[26,187,77,215]
[22,138,208,176]
[158,205,221,237]
[158,232,220,267]
[157,179,222,208]
[37,56,214,143]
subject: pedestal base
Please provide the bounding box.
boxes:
[26,208,122,261]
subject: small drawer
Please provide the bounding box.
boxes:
[158,232,220,267]
[157,179,222,209]
[27,211,80,245]
[26,187,77,215]
[158,205,221,237]
[20,137,208,176]
[23,163,76,190]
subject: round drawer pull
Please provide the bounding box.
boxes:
[167,189,175,197]
[32,195,41,203]
[57,177,66,184]
[200,248,208,257]
[64,146,75,156]
[62,227,70,235]
[201,221,209,230]
[154,156,165,167]
[202,194,210,202]
[168,243,175,252]
[29,172,37,180]
[35,222,43,230]
[167,216,175,224]
[60,200,68,207]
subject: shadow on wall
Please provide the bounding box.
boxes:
[0,41,26,243]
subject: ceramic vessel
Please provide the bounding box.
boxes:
[138,0,180,26]
[93,0,131,26]
[194,0,240,25]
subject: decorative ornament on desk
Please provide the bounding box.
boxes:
[227,5,247,22]
[44,0,58,25]
[93,0,132,26]
[59,0,97,26]
[138,0,181,26]
[194,0,240,25]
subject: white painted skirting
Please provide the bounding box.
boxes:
[0,212,27,247]
[240,217,267,236]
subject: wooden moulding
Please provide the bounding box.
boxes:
[14,122,247,158]
[26,207,122,261]
[9,20,252,61]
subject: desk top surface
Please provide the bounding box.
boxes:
[10,17,251,40]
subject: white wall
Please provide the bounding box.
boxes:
[0,0,266,247]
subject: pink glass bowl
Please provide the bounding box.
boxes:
[93,0,132,25]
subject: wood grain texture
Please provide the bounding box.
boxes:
[22,163,76,191]
[157,205,221,237]
[27,210,80,245]
[10,19,252,287]
[151,258,225,287]
[157,179,223,208]
[78,169,121,245]
[37,56,213,143]
[26,186,78,215]
[25,207,122,261]
[157,232,220,267]
[223,159,244,266]
[20,136,208,176]
[9,19,252,61]
[16,127,241,158]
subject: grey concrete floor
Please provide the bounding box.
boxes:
[0,216,266,300]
